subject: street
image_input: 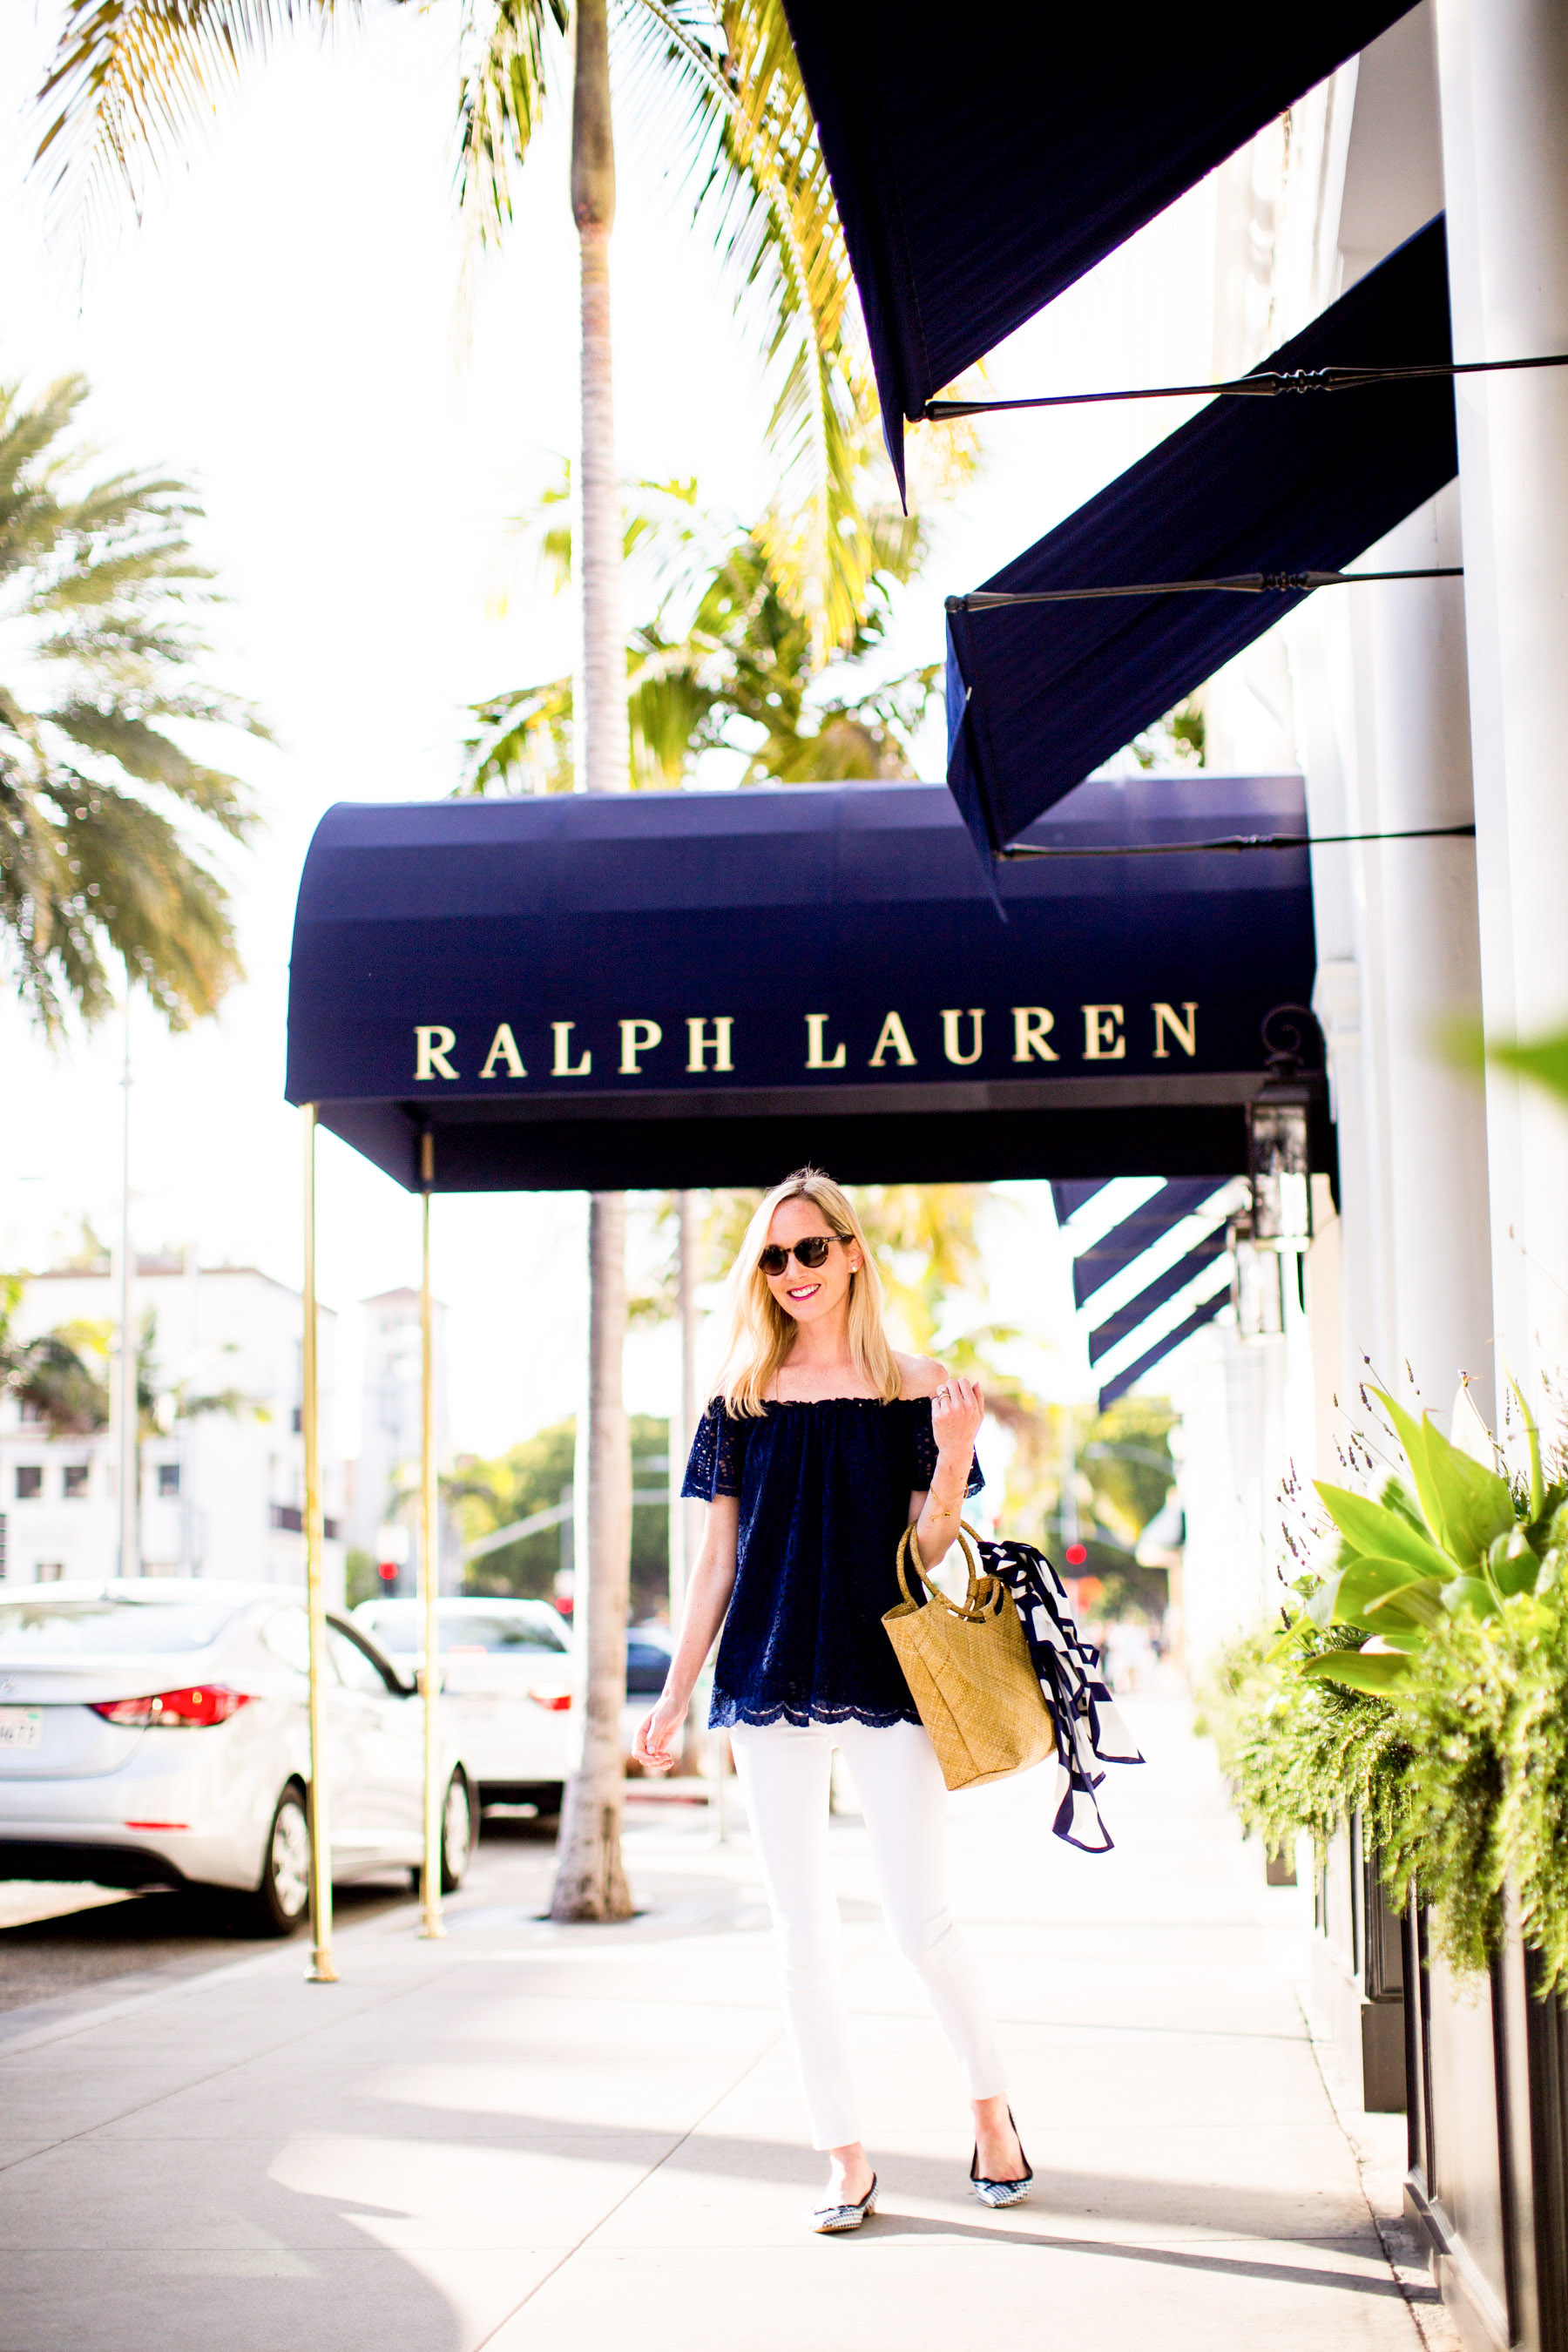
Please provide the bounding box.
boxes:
[0,1700,1452,2352]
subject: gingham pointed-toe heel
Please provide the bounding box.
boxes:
[811,2173,878,2233]
[970,2111,1032,2208]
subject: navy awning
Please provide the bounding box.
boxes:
[284,778,1321,1193]
[1098,1291,1228,1412]
[1071,1180,1230,1309]
[1051,1181,1111,1227]
[947,217,1457,858]
[1088,1232,1229,1366]
[781,0,1417,486]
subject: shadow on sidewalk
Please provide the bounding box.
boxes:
[856,2209,1437,2301]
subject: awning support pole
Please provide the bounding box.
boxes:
[302,1103,336,1984]
[419,1130,445,1940]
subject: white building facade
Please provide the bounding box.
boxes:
[0,1256,346,1600]
[347,1286,451,1590]
[1153,2,1502,1666]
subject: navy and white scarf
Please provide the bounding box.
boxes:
[979,1535,1144,1853]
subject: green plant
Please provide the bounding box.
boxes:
[344,1548,380,1611]
[1215,1382,1568,1988]
[1203,1621,1416,1874]
[1132,693,1205,772]
[449,1413,672,1617]
[1293,1384,1560,1695]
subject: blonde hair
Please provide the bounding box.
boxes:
[715,1168,900,1416]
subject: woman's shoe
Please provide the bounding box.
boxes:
[811,2173,878,2233]
[970,2109,1033,2208]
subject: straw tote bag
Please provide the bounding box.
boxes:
[883,1521,1056,1791]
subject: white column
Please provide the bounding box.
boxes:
[1297,489,1493,1431]
[1434,0,1568,1396]
[1360,491,1495,1414]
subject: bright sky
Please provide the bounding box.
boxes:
[0,4,1220,1460]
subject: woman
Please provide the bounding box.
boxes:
[633,1168,1031,2232]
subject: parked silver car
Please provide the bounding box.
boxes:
[352,1596,574,1815]
[0,1580,475,1933]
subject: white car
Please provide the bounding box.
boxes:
[0,1579,476,1935]
[352,1596,575,1815]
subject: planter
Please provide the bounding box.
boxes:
[1310,1808,1406,2113]
[1404,1899,1568,2352]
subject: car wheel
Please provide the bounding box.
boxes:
[441,1771,474,1894]
[233,1785,311,1936]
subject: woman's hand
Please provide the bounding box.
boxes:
[632,1692,687,1775]
[930,1372,983,1459]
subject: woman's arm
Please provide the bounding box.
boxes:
[632,1493,740,1773]
[909,1370,984,1573]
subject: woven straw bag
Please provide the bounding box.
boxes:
[882,1521,1056,1791]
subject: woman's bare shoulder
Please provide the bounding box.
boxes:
[896,1353,949,1399]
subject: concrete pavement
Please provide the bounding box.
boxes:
[0,1695,1454,2351]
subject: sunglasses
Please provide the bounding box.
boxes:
[758,1233,846,1278]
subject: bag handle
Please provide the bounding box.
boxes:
[896,1520,1005,1622]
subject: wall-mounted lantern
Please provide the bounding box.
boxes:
[1229,1210,1286,1338]
[1247,1004,1316,1245]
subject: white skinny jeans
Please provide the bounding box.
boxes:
[730,1716,1008,2150]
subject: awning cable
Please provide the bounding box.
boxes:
[950,565,1462,612]
[926,351,1568,421]
[999,822,1477,862]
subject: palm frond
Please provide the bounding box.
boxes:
[462,472,939,795]
[615,0,878,654]
[0,378,260,1037]
[459,676,574,794]
[36,0,348,230]
[454,0,568,250]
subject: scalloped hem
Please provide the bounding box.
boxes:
[711,1697,923,1731]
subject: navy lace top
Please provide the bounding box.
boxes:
[682,1396,983,1729]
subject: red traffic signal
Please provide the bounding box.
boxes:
[1065,1542,1088,1566]
[377,1560,398,1582]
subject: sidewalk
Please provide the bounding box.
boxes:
[0,1696,1452,2352]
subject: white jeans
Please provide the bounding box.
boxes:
[730,1716,1008,2150]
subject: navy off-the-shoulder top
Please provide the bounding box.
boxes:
[682,1396,983,1730]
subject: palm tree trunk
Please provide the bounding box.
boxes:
[551,0,635,1924]
[551,1193,633,1919]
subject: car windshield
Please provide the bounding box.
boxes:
[357,1603,568,1656]
[0,1595,242,1657]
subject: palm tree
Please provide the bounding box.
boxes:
[36,0,875,1922]
[462,472,941,793]
[0,375,261,1037]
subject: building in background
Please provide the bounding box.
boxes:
[0,1254,346,1599]
[348,1286,451,1592]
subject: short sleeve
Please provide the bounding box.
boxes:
[911,1397,984,1497]
[683,1398,746,1499]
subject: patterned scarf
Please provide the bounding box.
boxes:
[979,1535,1145,1852]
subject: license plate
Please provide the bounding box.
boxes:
[0,1709,43,1751]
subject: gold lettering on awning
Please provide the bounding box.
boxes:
[1081,1004,1125,1061]
[1011,1007,1059,1063]
[686,1017,734,1072]
[1152,1002,1199,1058]
[478,1023,527,1079]
[868,1011,917,1067]
[940,1009,984,1065]
[805,1014,847,1070]
[619,1018,663,1075]
[551,1022,591,1077]
[414,1026,459,1081]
